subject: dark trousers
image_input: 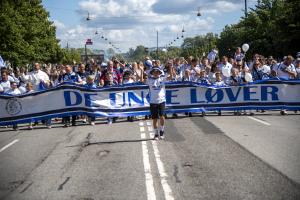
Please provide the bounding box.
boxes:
[63,116,76,125]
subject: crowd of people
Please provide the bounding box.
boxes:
[1,47,300,130]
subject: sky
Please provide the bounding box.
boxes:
[42,0,257,53]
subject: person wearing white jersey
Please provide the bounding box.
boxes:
[21,62,49,90]
[218,56,232,81]
[0,70,11,92]
[146,67,168,139]
[275,56,296,80]
[5,81,21,130]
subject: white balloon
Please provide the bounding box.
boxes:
[242,43,249,52]
[261,65,270,74]
[222,67,231,77]
[245,72,252,82]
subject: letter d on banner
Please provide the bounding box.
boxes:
[64,91,82,106]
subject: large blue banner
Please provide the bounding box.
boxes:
[0,80,300,125]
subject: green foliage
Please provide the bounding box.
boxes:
[126,45,148,62]
[217,0,300,58]
[0,0,61,66]
[61,48,81,64]
[181,33,218,59]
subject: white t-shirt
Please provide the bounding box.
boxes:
[218,62,232,78]
[123,79,134,84]
[218,62,232,71]
[213,80,226,87]
[276,63,296,79]
[19,86,26,93]
[208,72,216,83]
[296,68,300,79]
[5,88,21,95]
[188,65,201,82]
[147,76,166,104]
[22,70,49,90]
[0,80,11,92]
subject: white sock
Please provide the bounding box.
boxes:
[160,126,164,132]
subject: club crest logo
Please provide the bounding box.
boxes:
[6,99,22,115]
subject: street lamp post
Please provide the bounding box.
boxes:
[85,44,87,64]
[85,39,93,64]
[156,30,159,59]
[244,0,248,17]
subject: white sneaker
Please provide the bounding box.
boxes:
[159,130,165,139]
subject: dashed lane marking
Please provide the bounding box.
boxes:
[0,139,19,153]
[248,116,271,126]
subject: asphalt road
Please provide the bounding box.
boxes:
[0,111,299,200]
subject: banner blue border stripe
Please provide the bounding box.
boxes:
[1,79,300,99]
[1,106,299,126]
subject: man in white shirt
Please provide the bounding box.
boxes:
[0,70,11,92]
[5,81,21,130]
[188,58,201,82]
[275,56,296,79]
[218,56,232,81]
[146,67,167,139]
[5,81,21,95]
[218,56,232,72]
[21,63,49,90]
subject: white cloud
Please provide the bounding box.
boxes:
[53,20,65,29]
[53,0,244,52]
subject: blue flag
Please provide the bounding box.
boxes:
[207,50,218,62]
[0,55,5,68]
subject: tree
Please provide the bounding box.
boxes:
[0,0,61,66]
[181,33,218,58]
[126,45,148,61]
[217,0,300,59]
[61,48,81,64]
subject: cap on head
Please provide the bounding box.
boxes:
[150,67,162,75]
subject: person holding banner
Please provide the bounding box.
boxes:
[295,58,300,79]
[147,67,167,140]
[100,61,122,86]
[0,70,11,93]
[218,56,232,81]
[60,65,82,127]
[76,64,89,85]
[212,72,226,116]
[275,55,296,80]
[85,75,97,125]
[21,63,50,91]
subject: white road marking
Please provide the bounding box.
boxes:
[248,116,271,126]
[149,132,175,200]
[140,127,145,132]
[147,122,152,126]
[0,139,19,153]
[148,126,153,132]
[139,122,144,126]
[140,132,157,200]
